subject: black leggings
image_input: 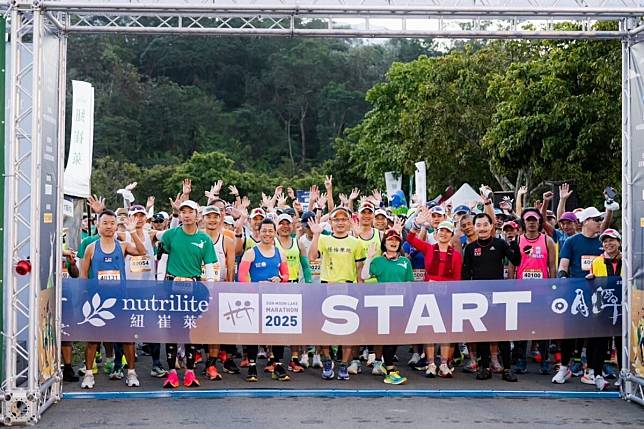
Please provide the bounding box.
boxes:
[246,346,284,362]
[587,336,621,374]
[512,340,549,363]
[383,345,398,367]
[478,341,511,370]
[166,343,197,370]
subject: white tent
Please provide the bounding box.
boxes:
[444,183,482,209]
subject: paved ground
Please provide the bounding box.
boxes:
[39,397,644,428]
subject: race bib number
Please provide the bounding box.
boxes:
[522,269,544,280]
[130,255,152,273]
[309,260,321,276]
[504,267,509,279]
[97,270,121,281]
[581,255,595,272]
[413,269,425,282]
[61,269,70,279]
[201,263,221,281]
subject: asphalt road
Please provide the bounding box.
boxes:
[39,397,644,428]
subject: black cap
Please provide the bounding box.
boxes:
[300,211,316,224]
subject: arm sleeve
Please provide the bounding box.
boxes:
[238,260,251,282]
[406,231,431,254]
[300,255,313,283]
[461,244,472,280]
[279,260,289,282]
[362,257,374,280]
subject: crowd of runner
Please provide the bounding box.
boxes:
[61,177,623,391]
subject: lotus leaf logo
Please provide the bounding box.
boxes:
[77,293,117,327]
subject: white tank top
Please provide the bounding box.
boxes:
[124,230,156,280]
[213,233,227,281]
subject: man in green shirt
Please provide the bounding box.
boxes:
[154,199,218,388]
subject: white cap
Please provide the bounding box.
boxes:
[576,206,605,222]
[224,215,234,225]
[374,208,388,217]
[179,200,199,211]
[277,213,293,224]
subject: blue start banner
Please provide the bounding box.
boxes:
[61,277,622,345]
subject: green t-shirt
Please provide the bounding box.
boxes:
[369,255,414,283]
[161,227,217,278]
[77,234,100,259]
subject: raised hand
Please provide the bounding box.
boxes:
[273,185,283,198]
[349,187,360,201]
[543,191,554,202]
[324,175,333,190]
[261,193,273,209]
[559,183,572,200]
[146,196,155,210]
[287,187,296,200]
[169,192,185,213]
[293,200,303,214]
[367,242,378,259]
[307,218,323,235]
[277,193,287,208]
[339,193,349,207]
[228,185,239,197]
[415,206,431,226]
[371,189,382,205]
[240,196,251,210]
[392,217,404,234]
[182,178,192,196]
[125,182,138,191]
[87,194,106,214]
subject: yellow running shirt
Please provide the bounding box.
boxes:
[318,234,366,283]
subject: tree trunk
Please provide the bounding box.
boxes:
[285,119,295,175]
[299,104,308,165]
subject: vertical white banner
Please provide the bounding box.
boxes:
[414,161,427,205]
[384,171,402,201]
[63,80,94,198]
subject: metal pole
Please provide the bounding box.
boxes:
[620,18,633,399]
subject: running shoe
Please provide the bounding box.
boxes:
[570,360,584,377]
[347,360,362,375]
[551,366,572,384]
[360,348,369,362]
[502,369,518,382]
[272,363,291,381]
[240,357,250,368]
[514,359,527,374]
[322,360,335,380]
[96,351,103,364]
[490,357,504,374]
[337,363,350,381]
[121,355,128,368]
[206,365,222,381]
[383,371,408,385]
[288,359,304,373]
[81,373,95,389]
[462,359,478,373]
[531,350,543,363]
[438,363,453,378]
[150,365,167,378]
[476,367,492,380]
[109,368,124,380]
[366,353,377,368]
[580,369,596,385]
[194,352,203,365]
[299,353,310,368]
[425,363,437,378]
[602,363,618,380]
[217,351,228,364]
[223,358,240,374]
[246,364,258,382]
[372,361,385,375]
[595,375,608,391]
[264,362,275,373]
[539,361,551,376]
[163,370,180,388]
[312,354,323,369]
[183,369,200,387]
[413,357,429,371]
[163,369,179,389]
[257,346,267,360]
[407,352,421,367]
[63,366,79,382]
[103,357,114,375]
[126,370,140,387]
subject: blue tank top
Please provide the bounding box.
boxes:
[249,246,281,282]
[91,240,127,281]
